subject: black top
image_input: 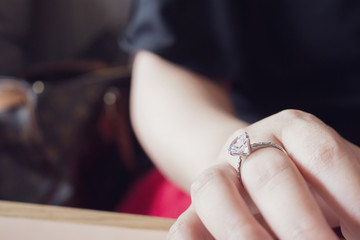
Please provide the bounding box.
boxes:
[121,0,360,144]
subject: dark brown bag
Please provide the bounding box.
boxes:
[0,62,149,210]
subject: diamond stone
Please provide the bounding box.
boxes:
[228,132,250,156]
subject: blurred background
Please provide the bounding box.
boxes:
[0,0,151,212]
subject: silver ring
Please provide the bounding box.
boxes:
[228,132,287,173]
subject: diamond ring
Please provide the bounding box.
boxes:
[228,132,287,173]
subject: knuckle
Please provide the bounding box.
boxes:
[190,166,227,197]
[290,223,323,240]
[278,110,327,141]
[309,136,344,171]
[277,109,309,120]
[277,109,319,127]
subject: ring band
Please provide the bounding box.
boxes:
[228,132,287,173]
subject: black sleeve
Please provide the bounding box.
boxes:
[120,0,243,81]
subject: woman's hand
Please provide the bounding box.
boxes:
[167,109,360,239]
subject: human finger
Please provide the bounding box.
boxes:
[167,205,213,240]
[191,162,273,240]
[240,142,338,239]
[271,110,360,238]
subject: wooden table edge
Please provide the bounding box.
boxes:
[0,200,175,231]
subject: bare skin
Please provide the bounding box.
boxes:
[131,51,360,239]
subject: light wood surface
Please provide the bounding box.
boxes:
[0,200,174,231]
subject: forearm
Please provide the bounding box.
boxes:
[130,51,247,191]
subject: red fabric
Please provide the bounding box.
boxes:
[118,168,191,219]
